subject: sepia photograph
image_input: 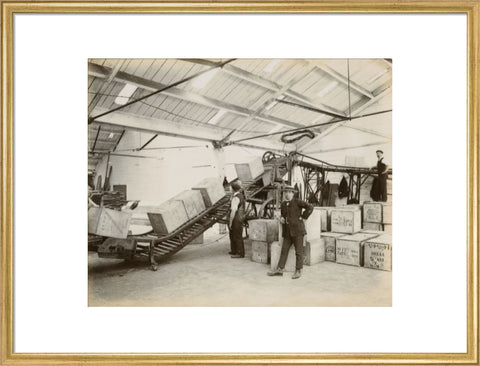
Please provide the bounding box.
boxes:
[3,3,477,363]
[88,58,393,307]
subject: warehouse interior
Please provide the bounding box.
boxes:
[88,58,392,307]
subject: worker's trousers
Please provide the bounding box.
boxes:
[278,234,304,270]
[378,174,388,202]
[229,217,244,257]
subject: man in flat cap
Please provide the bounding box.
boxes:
[228,180,246,258]
[268,185,313,279]
[372,150,390,202]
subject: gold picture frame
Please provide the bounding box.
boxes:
[1,1,478,365]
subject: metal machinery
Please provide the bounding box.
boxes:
[94,150,391,270]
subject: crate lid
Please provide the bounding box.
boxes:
[322,232,349,238]
[361,230,384,234]
[339,232,380,242]
[365,234,392,244]
[363,201,392,207]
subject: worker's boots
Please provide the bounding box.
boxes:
[267,268,284,276]
[292,269,302,279]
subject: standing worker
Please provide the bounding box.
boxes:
[228,180,246,258]
[372,150,390,202]
[268,185,313,279]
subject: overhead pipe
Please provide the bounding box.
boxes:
[225,109,392,145]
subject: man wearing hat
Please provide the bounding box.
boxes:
[228,180,246,258]
[268,185,313,279]
[372,150,390,202]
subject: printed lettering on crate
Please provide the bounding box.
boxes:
[322,232,347,262]
[331,207,362,234]
[364,234,393,271]
[336,232,380,267]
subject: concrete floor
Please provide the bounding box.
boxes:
[88,230,392,307]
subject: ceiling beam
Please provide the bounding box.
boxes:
[91,107,224,142]
[304,140,391,155]
[88,60,123,115]
[299,87,392,152]
[180,59,347,118]
[221,63,312,142]
[342,125,392,140]
[312,61,375,99]
[88,62,304,130]
[90,107,286,153]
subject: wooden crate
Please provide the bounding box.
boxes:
[97,237,136,258]
[249,219,279,242]
[336,232,380,267]
[306,208,322,240]
[191,177,226,207]
[361,229,384,235]
[172,190,206,219]
[147,200,189,235]
[322,232,347,262]
[383,204,392,224]
[88,207,132,239]
[304,238,325,265]
[252,240,271,264]
[363,202,383,223]
[225,164,238,183]
[363,202,392,224]
[384,223,392,235]
[331,207,362,234]
[270,241,296,272]
[363,222,384,231]
[234,157,264,181]
[318,207,333,231]
[364,234,392,271]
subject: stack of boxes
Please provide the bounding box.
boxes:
[249,219,279,264]
[320,204,392,272]
[145,176,225,236]
[362,202,392,234]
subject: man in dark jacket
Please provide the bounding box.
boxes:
[268,185,313,279]
[371,150,390,202]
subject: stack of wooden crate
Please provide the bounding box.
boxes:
[330,206,362,234]
[147,177,225,236]
[362,202,392,234]
[335,232,380,267]
[364,234,393,271]
[249,219,279,264]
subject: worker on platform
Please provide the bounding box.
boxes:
[228,180,246,258]
[371,150,390,202]
[267,185,313,279]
